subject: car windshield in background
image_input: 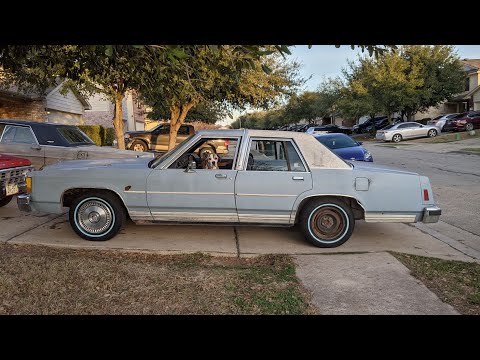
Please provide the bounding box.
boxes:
[382,125,395,130]
[57,127,94,145]
[315,135,358,149]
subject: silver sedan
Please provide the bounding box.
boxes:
[375,122,439,142]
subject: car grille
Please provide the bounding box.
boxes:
[0,166,31,187]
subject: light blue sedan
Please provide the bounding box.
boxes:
[18,129,441,248]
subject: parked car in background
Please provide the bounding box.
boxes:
[0,120,153,170]
[306,124,353,135]
[427,113,459,131]
[375,122,439,142]
[19,129,440,248]
[122,123,228,156]
[315,133,373,162]
[0,153,32,207]
[353,116,401,134]
[442,111,480,132]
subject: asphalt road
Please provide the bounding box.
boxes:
[364,139,480,241]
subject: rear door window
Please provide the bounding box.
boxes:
[0,125,37,144]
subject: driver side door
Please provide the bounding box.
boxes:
[146,136,240,222]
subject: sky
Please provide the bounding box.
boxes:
[289,45,480,91]
[221,45,480,125]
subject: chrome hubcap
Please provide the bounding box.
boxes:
[77,200,112,234]
[133,144,144,152]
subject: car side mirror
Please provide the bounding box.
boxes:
[357,141,363,145]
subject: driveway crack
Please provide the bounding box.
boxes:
[5,213,66,243]
[233,226,240,258]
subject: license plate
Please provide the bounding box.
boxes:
[6,183,19,196]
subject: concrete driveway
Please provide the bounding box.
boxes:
[0,199,474,262]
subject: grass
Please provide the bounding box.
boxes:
[416,131,480,144]
[460,147,480,153]
[392,252,480,315]
[0,243,316,315]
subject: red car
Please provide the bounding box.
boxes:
[0,154,32,207]
[443,111,480,132]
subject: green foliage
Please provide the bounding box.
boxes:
[78,125,104,146]
[104,127,116,146]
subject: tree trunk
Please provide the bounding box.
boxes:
[167,101,196,150]
[114,91,126,150]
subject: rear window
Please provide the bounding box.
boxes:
[57,127,95,145]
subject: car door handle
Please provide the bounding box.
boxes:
[215,174,227,179]
[292,176,304,181]
[31,145,41,150]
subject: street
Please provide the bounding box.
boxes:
[364,137,480,255]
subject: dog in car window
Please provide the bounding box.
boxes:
[201,152,219,169]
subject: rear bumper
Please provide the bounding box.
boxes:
[422,206,441,223]
[17,193,32,212]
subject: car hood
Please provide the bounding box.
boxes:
[43,157,153,171]
[75,145,154,158]
[0,153,32,169]
[351,161,418,175]
[333,146,366,161]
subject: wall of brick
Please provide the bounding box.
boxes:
[0,96,48,121]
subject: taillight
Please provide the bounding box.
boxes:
[423,189,429,201]
[224,139,229,146]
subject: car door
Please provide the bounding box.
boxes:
[409,123,426,139]
[146,136,240,222]
[470,112,480,129]
[0,124,45,169]
[235,138,312,224]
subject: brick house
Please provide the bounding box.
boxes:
[0,81,91,124]
[84,91,146,131]
[415,58,480,120]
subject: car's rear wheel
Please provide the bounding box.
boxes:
[131,140,148,152]
[427,129,437,138]
[0,195,13,208]
[300,198,355,248]
[69,191,126,241]
[392,134,403,142]
[466,123,474,132]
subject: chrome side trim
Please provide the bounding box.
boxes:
[236,193,297,197]
[238,214,290,224]
[128,210,152,221]
[151,212,238,222]
[147,191,234,195]
[364,213,417,222]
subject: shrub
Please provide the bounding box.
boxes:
[78,125,104,146]
[104,128,116,146]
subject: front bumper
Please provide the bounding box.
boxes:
[17,193,32,212]
[422,206,441,223]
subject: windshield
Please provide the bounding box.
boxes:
[57,127,95,145]
[149,134,195,168]
[315,135,358,149]
[382,124,395,130]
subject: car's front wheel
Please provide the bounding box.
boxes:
[69,191,126,241]
[131,140,148,152]
[300,198,355,248]
[392,134,403,142]
[466,123,474,132]
[427,129,437,138]
[0,195,13,208]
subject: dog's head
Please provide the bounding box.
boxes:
[202,152,219,169]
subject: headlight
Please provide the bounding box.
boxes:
[364,151,372,161]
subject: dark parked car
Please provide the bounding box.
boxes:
[443,111,480,132]
[315,133,373,162]
[306,124,353,135]
[0,119,152,170]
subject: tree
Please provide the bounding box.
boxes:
[143,46,303,150]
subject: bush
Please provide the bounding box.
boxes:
[78,125,104,146]
[104,128,116,146]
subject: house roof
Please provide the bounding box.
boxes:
[0,80,90,110]
[461,59,480,73]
